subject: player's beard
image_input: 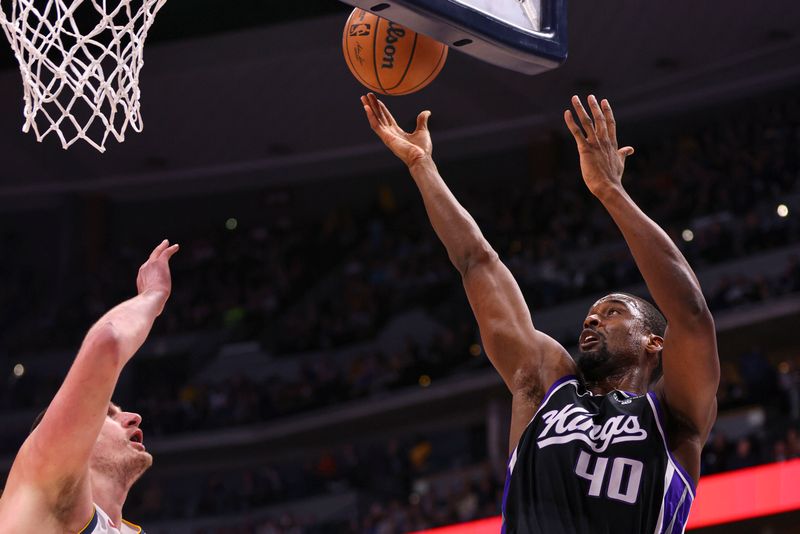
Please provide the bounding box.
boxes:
[92,438,153,489]
[575,343,616,383]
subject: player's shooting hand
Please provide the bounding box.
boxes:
[564,95,635,200]
[136,239,179,314]
[362,93,432,168]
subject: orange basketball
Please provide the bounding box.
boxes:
[342,8,448,96]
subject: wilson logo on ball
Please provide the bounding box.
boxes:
[381,23,406,69]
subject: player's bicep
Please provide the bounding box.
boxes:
[658,312,720,439]
[461,255,574,390]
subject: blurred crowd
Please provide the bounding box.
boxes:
[132,328,479,438]
[2,91,799,413]
[127,430,502,532]
[702,425,800,476]
[708,255,800,310]
[0,91,798,358]
[134,253,800,437]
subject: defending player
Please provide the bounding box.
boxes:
[0,240,179,533]
[361,93,719,533]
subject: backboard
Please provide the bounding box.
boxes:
[338,0,567,75]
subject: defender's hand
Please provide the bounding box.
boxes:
[361,93,432,168]
[136,239,179,314]
[564,95,635,200]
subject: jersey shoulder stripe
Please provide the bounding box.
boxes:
[79,508,98,533]
[78,505,144,534]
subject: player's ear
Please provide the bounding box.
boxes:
[645,334,663,355]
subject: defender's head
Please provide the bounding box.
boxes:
[31,402,152,487]
[576,293,666,385]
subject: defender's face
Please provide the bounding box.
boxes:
[91,403,152,481]
[578,295,644,360]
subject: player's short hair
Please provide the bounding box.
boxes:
[617,293,667,338]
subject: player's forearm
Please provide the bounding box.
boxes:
[20,290,166,489]
[408,157,495,273]
[84,289,167,367]
[599,187,710,322]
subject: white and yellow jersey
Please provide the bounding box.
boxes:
[79,505,143,534]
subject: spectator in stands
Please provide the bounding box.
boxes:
[778,359,800,419]
[739,348,778,405]
[773,440,789,462]
[702,432,730,475]
[728,436,760,470]
[786,428,800,458]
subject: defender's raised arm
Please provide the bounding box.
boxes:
[362,94,574,447]
[565,95,720,481]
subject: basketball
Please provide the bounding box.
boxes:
[342,8,448,96]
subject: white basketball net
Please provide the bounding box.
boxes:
[0,0,167,152]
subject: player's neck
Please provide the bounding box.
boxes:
[582,366,649,396]
[89,470,131,528]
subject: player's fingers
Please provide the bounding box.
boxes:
[364,105,380,131]
[564,109,587,146]
[601,99,618,147]
[364,105,396,146]
[149,239,169,260]
[162,244,180,260]
[588,95,609,142]
[367,93,386,125]
[377,98,400,129]
[416,110,431,132]
[571,96,596,143]
[619,146,635,159]
[364,93,380,124]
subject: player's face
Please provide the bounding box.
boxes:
[91,403,152,486]
[576,295,646,378]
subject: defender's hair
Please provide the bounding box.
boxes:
[615,292,667,338]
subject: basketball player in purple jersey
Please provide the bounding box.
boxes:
[361,93,719,533]
[0,240,178,533]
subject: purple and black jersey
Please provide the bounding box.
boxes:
[502,375,695,534]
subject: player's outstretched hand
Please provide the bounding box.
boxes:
[361,93,432,168]
[136,239,179,314]
[564,95,635,200]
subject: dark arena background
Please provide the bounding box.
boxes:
[1,0,800,532]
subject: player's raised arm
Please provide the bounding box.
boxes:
[565,96,720,451]
[5,240,178,519]
[361,93,574,395]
